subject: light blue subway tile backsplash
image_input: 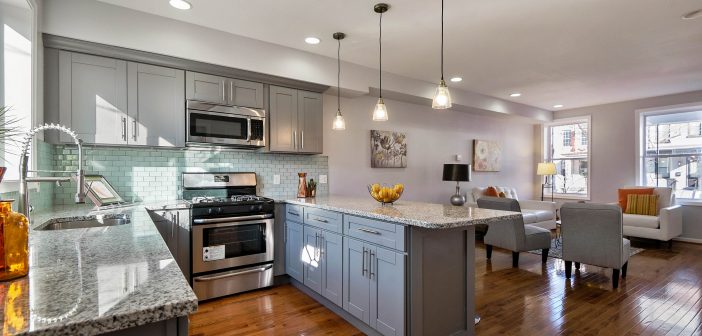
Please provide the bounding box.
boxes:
[51,145,328,205]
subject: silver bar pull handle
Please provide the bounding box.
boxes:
[132,119,137,141]
[358,227,381,235]
[315,217,329,223]
[194,264,273,282]
[362,247,367,276]
[293,130,297,149]
[192,213,273,224]
[121,117,127,141]
[369,250,375,279]
[301,131,304,149]
[230,81,234,103]
[222,81,226,102]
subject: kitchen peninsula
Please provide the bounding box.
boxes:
[281,196,521,336]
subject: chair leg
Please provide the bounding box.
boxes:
[622,262,628,278]
[486,245,493,259]
[542,249,549,263]
[512,252,519,267]
[612,269,620,288]
[575,262,581,270]
[565,261,572,279]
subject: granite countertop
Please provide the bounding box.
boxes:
[1,202,197,336]
[281,196,522,229]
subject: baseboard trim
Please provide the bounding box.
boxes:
[673,237,702,244]
[289,279,382,336]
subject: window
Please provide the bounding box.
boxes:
[544,117,591,198]
[640,108,702,201]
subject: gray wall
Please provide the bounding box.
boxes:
[551,90,702,241]
[323,94,537,204]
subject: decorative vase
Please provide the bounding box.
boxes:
[0,200,29,281]
[297,173,308,198]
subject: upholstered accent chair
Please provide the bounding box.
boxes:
[468,186,557,230]
[477,197,552,267]
[561,203,630,289]
[620,186,682,246]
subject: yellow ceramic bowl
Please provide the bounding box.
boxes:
[367,184,404,205]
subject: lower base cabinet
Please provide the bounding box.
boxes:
[285,221,304,283]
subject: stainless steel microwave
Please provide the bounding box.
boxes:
[186,100,266,148]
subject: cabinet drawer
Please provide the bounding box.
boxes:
[304,207,342,233]
[345,215,406,252]
[286,204,303,223]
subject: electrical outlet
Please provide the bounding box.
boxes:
[319,175,328,184]
[455,154,462,162]
[273,175,280,185]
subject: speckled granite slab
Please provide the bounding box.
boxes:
[282,196,522,229]
[1,202,197,336]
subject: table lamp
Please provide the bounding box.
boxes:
[537,162,557,202]
[443,164,472,206]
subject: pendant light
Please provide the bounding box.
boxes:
[372,3,389,121]
[332,32,347,130]
[431,0,452,109]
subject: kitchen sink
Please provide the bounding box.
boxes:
[35,214,130,231]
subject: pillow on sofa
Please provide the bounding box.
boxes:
[618,188,654,210]
[625,194,659,216]
[485,186,499,197]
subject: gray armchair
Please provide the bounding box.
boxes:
[477,197,552,267]
[561,203,630,288]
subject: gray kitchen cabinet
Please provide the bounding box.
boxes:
[185,72,227,105]
[297,91,323,154]
[58,51,128,144]
[303,225,323,294]
[128,63,185,147]
[321,230,343,307]
[370,245,405,336]
[285,220,304,283]
[147,209,190,277]
[269,86,322,154]
[343,237,371,324]
[186,72,264,108]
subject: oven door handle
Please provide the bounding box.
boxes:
[193,214,273,224]
[193,264,273,282]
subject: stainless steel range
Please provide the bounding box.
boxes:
[183,172,275,301]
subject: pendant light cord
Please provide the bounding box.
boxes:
[379,11,383,98]
[441,0,444,81]
[337,37,341,113]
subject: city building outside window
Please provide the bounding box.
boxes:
[543,117,591,199]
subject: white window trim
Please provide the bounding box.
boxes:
[542,115,592,201]
[635,102,702,206]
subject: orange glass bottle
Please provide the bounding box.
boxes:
[0,200,29,281]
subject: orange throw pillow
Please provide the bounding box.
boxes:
[618,188,654,210]
[485,186,499,197]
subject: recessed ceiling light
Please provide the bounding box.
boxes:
[510,93,522,97]
[169,0,191,10]
[304,37,321,45]
[553,104,564,108]
[682,9,702,20]
[449,77,462,83]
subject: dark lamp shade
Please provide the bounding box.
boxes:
[443,164,471,182]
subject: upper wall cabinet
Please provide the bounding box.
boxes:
[269,85,322,154]
[48,50,185,147]
[185,71,264,109]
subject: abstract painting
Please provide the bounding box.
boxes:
[371,130,407,168]
[473,140,502,172]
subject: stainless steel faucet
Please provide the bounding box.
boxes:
[18,124,86,219]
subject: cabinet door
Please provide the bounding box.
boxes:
[303,226,323,294]
[229,79,264,109]
[148,210,178,257]
[185,71,227,105]
[128,63,185,147]
[297,91,323,154]
[370,246,405,336]
[343,237,371,324]
[174,209,191,279]
[321,231,343,307]
[269,86,298,152]
[285,221,304,283]
[59,51,127,144]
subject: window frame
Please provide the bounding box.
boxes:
[543,116,592,200]
[636,102,702,205]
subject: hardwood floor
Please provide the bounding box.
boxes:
[189,241,702,336]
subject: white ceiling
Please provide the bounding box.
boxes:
[97,0,702,110]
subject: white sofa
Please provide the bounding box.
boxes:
[467,186,557,230]
[620,186,682,244]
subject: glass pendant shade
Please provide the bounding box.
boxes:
[432,80,452,109]
[372,98,388,121]
[332,111,346,130]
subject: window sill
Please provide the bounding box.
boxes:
[676,199,702,207]
[546,194,591,201]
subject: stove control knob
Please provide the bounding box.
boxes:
[216,208,223,214]
[256,205,263,211]
[208,208,213,215]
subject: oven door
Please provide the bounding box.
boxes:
[187,110,251,146]
[191,218,274,274]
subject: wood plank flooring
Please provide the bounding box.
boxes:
[189,241,702,336]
